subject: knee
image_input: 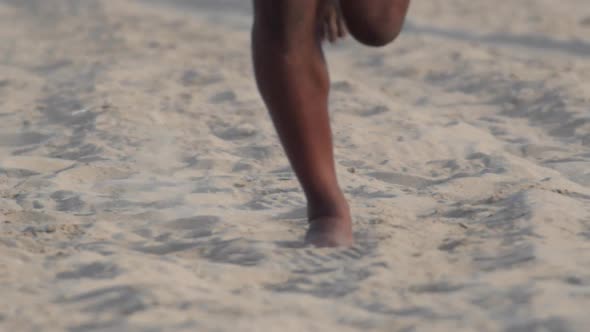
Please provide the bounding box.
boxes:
[253,1,285,36]
[349,23,402,47]
[348,17,403,47]
[340,1,409,47]
[253,0,310,39]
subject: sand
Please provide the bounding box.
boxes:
[1,0,590,331]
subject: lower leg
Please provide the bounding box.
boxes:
[252,0,352,247]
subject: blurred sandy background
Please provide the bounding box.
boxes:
[1,0,590,331]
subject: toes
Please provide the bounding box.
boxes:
[321,0,347,44]
[328,10,339,42]
[337,7,347,38]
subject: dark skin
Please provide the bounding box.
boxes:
[252,0,411,247]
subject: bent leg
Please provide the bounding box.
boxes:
[340,0,411,47]
[252,0,353,247]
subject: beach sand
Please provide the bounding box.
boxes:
[1,0,590,331]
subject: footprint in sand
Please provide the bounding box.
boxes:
[56,262,121,280]
[360,105,389,117]
[164,215,220,239]
[211,122,257,141]
[368,171,435,189]
[267,231,381,298]
[209,90,236,104]
[49,190,90,214]
[200,238,266,267]
[133,215,223,256]
[331,80,354,93]
[57,285,153,316]
[180,69,222,86]
[0,156,75,174]
[0,132,51,147]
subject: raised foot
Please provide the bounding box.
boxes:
[305,216,353,248]
[321,0,348,43]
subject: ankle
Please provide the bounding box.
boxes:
[307,193,350,220]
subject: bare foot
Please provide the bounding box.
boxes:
[320,0,348,43]
[305,215,353,247]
